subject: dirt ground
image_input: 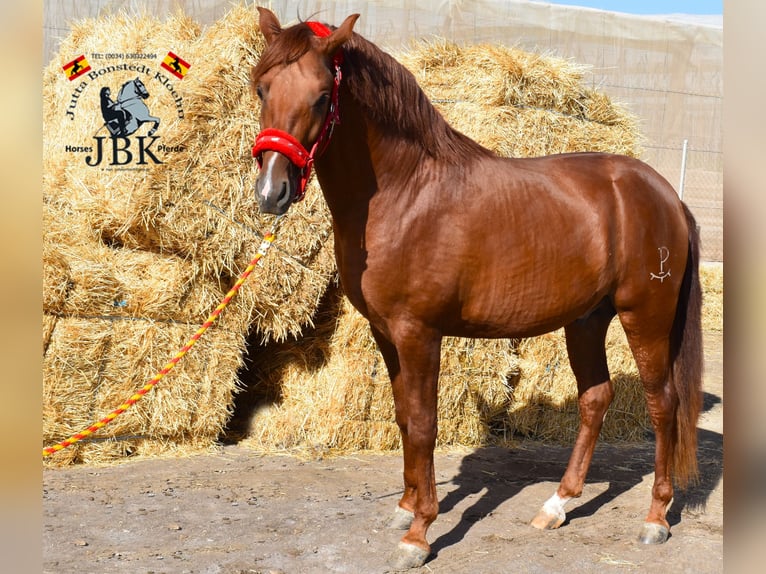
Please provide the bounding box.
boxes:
[42,332,722,574]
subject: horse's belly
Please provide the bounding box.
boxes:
[455,265,610,338]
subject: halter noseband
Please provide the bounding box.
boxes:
[252,21,343,202]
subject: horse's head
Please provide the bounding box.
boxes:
[251,7,359,215]
[133,77,149,99]
[118,77,149,102]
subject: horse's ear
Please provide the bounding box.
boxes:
[323,13,360,56]
[257,6,282,45]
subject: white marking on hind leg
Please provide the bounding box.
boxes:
[542,492,571,523]
[531,491,572,530]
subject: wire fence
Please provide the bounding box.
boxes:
[644,142,723,262]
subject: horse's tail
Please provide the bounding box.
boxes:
[669,203,704,488]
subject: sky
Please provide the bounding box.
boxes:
[531,0,723,15]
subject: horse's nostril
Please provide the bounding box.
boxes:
[277,181,289,205]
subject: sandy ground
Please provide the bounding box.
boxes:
[42,332,722,574]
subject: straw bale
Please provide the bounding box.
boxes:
[42,5,335,341]
[43,316,244,466]
[700,264,723,332]
[398,40,614,118]
[44,182,248,330]
[396,40,642,158]
[43,314,58,355]
[41,6,336,465]
[435,101,638,158]
[506,321,648,444]
[240,287,517,452]
[42,242,70,315]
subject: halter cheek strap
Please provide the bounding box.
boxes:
[252,21,343,202]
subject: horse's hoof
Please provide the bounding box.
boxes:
[387,506,415,530]
[637,522,670,544]
[530,508,565,530]
[386,541,430,571]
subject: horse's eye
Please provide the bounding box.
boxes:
[255,85,264,101]
[314,93,330,110]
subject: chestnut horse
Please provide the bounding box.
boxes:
[250,8,703,570]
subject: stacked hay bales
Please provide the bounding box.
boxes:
[395,40,641,158]
[43,7,335,465]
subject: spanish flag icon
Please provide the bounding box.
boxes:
[62,55,91,81]
[161,51,191,80]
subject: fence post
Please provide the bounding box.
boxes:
[678,138,688,200]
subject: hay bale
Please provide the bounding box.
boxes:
[506,322,648,444]
[239,287,517,453]
[701,263,723,332]
[43,315,244,466]
[42,243,70,315]
[42,6,337,465]
[396,40,641,158]
[42,314,58,355]
[435,101,638,158]
[42,5,335,341]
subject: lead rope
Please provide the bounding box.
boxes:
[42,216,283,457]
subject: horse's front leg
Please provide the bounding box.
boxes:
[373,322,441,570]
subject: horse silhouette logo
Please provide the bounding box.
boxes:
[169,56,182,74]
[99,77,160,137]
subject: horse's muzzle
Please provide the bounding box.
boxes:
[255,152,297,215]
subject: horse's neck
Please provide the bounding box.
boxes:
[318,40,488,210]
[316,98,375,217]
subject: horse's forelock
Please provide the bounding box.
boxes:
[252,23,318,83]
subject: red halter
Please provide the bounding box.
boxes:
[252,21,343,202]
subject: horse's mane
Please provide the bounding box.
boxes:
[251,22,493,162]
[341,33,492,161]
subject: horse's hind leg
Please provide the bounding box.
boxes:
[618,306,677,544]
[532,300,615,530]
